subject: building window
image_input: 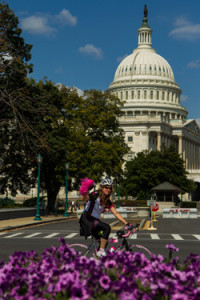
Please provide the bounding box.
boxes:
[127,111,133,116]
[144,90,147,99]
[120,92,123,100]
[162,92,165,100]
[157,91,159,100]
[150,90,153,99]
[138,90,140,99]
[126,91,128,100]
[128,136,133,142]
[132,90,134,99]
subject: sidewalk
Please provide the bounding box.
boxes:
[0,214,77,232]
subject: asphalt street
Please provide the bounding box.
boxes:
[0,217,199,263]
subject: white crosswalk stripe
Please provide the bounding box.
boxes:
[150,234,160,240]
[193,234,200,240]
[24,233,42,238]
[4,233,23,238]
[1,232,200,240]
[171,234,184,240]
[130,233,137,239]
[44,233,59,238]
[65,233,78,238]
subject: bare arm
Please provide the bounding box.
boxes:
[110,206,127,225]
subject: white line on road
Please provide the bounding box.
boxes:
[150,234,160,240]
[193,234,200,240]
[24,233,42,238]
[44,233,59,238]
[65,233,78,238]
[130,233,137,239]
[4,233,23,238]
[171,234,184,240]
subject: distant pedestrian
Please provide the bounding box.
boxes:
[71,200,75,213]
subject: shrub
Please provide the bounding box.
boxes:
[23,197,46,207]
[0,197,14,207]
[0,239,199,299]
[119,199,147,207]
[181,201,197,208]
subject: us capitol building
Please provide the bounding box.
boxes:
[108,5,200,201]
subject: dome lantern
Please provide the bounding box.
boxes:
[137,5,153,49]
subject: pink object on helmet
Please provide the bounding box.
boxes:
[79,178,95,196]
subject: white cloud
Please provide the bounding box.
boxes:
[56,83,84,96]
[55,9,77,26]
[169,17,200,41]
[79,44,103,59]
[21,16,56,35]
[180,95,189,102]
[116,54,129,63]
[187,59,200,69]
[21,9,77,36]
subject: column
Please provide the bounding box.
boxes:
[178,136,182,157]
[157,132,161,151]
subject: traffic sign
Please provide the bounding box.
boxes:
[152,203,159,212]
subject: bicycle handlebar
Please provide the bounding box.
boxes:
[116,223,140,239]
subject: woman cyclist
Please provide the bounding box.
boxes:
[79,178,132,257]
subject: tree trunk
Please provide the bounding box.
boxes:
[46,186,60,212]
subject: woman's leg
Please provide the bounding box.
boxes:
[92,221,111,250]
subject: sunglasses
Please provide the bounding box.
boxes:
[103,186,112,190]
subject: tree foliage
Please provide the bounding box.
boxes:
[0,2,128,210]
[121,146,196,199]
[17,81,128,211]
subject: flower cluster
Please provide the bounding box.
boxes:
[0,238,199,299]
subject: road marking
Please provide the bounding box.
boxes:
[110,233,117,238]
[44,233,59,238]
[65,233,78,238]
[171,234,184,240]
[4,233,23,238]
[150,234,160,240]
[24,233,42,238]
[130,233,137,239]
[193,234,200,240]
[0,233,6,236]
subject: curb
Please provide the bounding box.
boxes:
[0,216,77,233]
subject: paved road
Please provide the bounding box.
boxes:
[0,218,200,263]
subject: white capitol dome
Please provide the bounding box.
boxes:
[114,49,175,83]
[108,6,188,120]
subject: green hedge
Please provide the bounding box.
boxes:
[119,199,147,207]
[0,197,15,207]
[181,201,197,208]
[23,197,46,207]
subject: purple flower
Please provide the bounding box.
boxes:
[166,244,179,252]
[99,275,111,290]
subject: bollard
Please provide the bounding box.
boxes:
[147,206,157,231]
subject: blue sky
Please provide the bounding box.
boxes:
[7,0,200,120]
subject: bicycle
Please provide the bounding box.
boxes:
[68,223,152,259]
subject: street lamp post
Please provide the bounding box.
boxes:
[118,184,120,208]
[63,162,69,217]
[34,153,42,221]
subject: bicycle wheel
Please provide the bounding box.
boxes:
[122,244,152,259]
[68,244,96,258]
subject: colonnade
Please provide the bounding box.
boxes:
[156,132,200,170]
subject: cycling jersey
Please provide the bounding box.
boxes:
[84,190,113,220]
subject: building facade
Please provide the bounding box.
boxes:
[108,6,200,201]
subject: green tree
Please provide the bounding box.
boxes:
[0,1,35,196]
[26,82,128,211]
[121,145,195,199]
